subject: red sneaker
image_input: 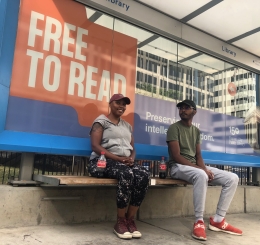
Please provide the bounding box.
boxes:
[126,217,142,238]
[209,217,243,235]
[113,217,132,239]
[192,220,207,241]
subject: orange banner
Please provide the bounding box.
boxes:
[10,0,137,127]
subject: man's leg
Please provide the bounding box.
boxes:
[171,164,209,221]
[171,164,208,241]
[207,166,239,218]
[207,166,242,235]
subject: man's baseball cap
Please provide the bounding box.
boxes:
[109,94,131,105]
[177,99,196,110]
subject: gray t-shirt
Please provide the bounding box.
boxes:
[90,115,133,159]
[166,120,201,168]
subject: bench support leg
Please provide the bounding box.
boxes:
[19,153,35,181]
[252,167,260,185]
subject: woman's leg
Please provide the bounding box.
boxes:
[125,164,150,238]
[89,157,134,210]
[126,205,139,219]
[104,159,134,210]
[89,158,134,239]
[128,164,150,209]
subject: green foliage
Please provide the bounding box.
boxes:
[0,166,20,184]
[136,82,156,93]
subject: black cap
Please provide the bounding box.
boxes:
[177,100,196,110]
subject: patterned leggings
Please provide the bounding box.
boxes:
[89,158,150,209]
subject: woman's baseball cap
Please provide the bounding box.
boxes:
[109,94,131,105]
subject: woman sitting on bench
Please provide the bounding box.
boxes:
[88,93,150,240]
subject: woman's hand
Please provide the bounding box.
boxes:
[125,157,134,166]
[117,156,134,166]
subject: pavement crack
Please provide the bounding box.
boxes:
[23,234,42,243]
[34,238,43,243]
[139,220,205,244]
[23,234,31,240]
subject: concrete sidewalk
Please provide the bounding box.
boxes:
[0,213,259,245]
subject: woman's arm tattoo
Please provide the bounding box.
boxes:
[91,123,104,133]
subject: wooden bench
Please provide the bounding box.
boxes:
[33,175,189,186]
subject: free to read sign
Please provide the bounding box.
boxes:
[7,0,136,135]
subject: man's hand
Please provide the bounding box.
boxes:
[204,169,214,181]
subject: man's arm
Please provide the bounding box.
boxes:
[168,140,203,169]
[195,143,214,181]
[195,143,207,169]
[168,140,214,180]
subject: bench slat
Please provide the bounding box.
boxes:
[150,178,189,186]
[33,175,189,186]
[58,176,117,185]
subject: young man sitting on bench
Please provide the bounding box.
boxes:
[167,99,242,241]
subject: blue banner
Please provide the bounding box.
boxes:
[134,94,257,156]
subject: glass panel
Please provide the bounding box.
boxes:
[84,5,260,156]
[178,44,226,152]
[114,20,178,101]
[85,8,114,29]
[178,44,225,110]
[224,65,257,118]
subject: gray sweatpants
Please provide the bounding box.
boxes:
[170,164,239,220]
